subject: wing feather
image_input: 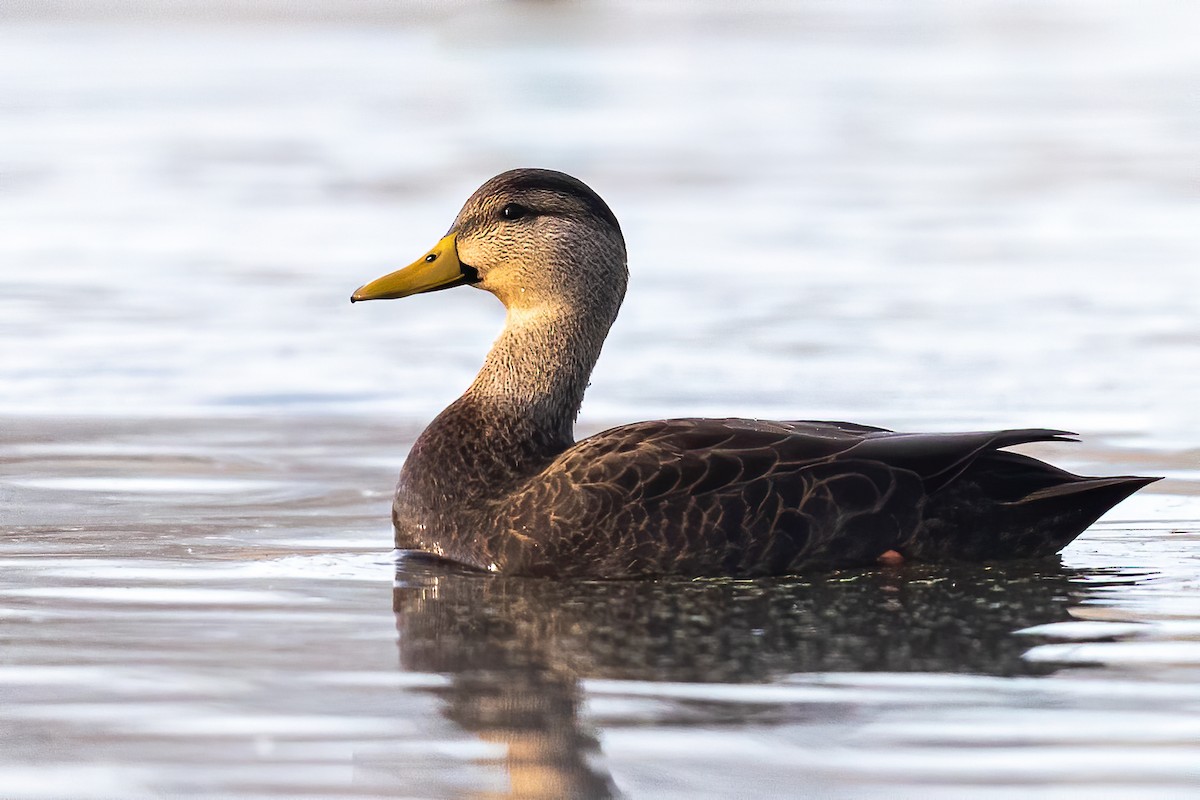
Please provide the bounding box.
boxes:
[498,418,1092,576]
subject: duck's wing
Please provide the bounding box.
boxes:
[501,420,1134,577]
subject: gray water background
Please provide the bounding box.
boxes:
[1,2,1199,797]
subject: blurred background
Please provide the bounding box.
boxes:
[2,0,1198,449]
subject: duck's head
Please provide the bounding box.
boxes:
[352,169,628,314]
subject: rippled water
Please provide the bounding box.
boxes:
[2,2,1199,798]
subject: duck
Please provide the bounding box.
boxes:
[351,168,1156,578]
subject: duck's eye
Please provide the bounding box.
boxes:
[500,203,529,221]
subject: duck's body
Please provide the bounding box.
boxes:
[353,169,1155,578]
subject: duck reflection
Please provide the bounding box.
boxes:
[393,559,1117,798]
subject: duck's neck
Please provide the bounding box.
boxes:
[467,302,608,445]
[402,298,618,501]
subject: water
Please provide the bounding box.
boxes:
[2,2,1199,797]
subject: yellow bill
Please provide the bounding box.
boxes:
[351,233,473,302]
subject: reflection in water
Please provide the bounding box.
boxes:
[393,558,1125,798]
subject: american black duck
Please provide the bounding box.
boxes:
[352,168,1156,578]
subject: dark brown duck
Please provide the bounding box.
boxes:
[351,168,1156,578]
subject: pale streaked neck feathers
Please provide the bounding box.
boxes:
[467,302,614,446]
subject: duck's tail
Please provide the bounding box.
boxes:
[908,450,1159,561]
